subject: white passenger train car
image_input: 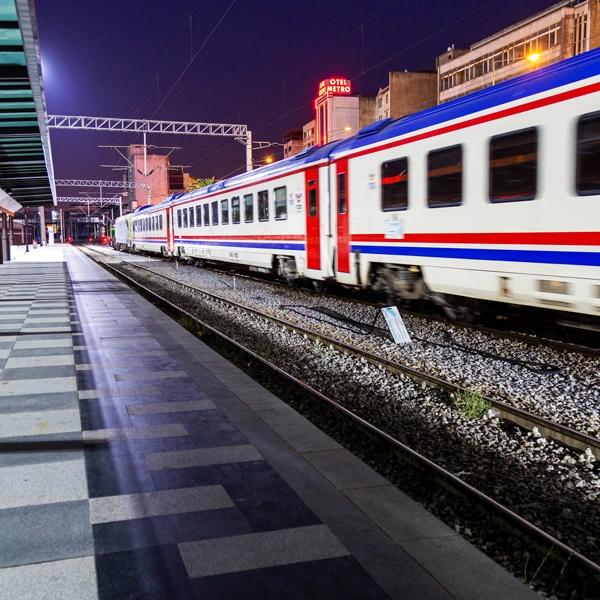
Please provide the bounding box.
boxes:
[111,48,600,318]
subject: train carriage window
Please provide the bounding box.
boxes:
[308,184,317,217]
[244,194,254,222]
[274,186,287,220]
[189,207,195,227]
[182,208,188,228]
[177,210,182,228]
[489,127,537,202]
[211,201,219,225]
[203,203,209,226]
[338,172,347,214]
[196,205,202,226]
[427,145,463,207]
[221,199,229,225]
[231,197,240,224]
[258,190,269,221]
[159,215,163,229]
[381,157,408,211]
[576,111,600,195]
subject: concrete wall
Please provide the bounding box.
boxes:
[388,72,437,118]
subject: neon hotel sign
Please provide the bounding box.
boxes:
[317,77,351,101]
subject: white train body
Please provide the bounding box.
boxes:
[113,49,600,318]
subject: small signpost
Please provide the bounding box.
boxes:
[381,306,412,344]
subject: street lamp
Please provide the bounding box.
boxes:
[527,52,541,64]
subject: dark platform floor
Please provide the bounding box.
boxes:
[0,246,536,599]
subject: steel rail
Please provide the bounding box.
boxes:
[80,245,600,579]
[83,245,600,458]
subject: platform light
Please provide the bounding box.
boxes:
[343,126,352,132]
[527,52,541,64]
[264,155,274,164]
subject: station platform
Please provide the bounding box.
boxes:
[0,245,536,599]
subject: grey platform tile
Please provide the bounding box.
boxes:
[126,399,216,416]
[0,457,87,510]
[0,556,98,600]
[13,338,73,350]
[83,423,188,442]
[77,385,161,400]
[146,444,263,471]
[401,535,538,600]
[231,384,283,406]
[4,355,75,369]
[20,327,73,334]
[252,403,343,453]
[302,449,389,490]
[0,500,94,568]
[0,377,77,397]
[0,349,9,359]
[344,485,457,543]
[113,369,188,381]
[90,485,233,524]
[24,316,70,323]
[179,524,349,578]
[0,408,81,438]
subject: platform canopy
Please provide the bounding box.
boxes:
[0,0,55,207]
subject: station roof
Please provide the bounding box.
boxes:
[0,0,55,208]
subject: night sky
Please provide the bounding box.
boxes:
[36,0,555,183]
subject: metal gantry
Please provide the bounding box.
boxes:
[47,115,255,172]
[55,179,145,189]
[47,115,248,137]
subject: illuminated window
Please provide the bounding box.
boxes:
[231,197,240,224]
[189,207,195,227]
[381,157,408,211]
[221,199,229,224]
[244,194,254,222]
[489,128,537,202]
[427,145,463,207]
[274,186,287,220]
[196,205,202,226]
[211,201,218,225]
[576,111,600,196]
[258,190,269,221]
[177,210,182,228]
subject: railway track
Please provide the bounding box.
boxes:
[84,245,600,458]
[80,244,600,590]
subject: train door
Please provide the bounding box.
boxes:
[166,208,172,255]
[336,158,350,273]
[305,167,321,270]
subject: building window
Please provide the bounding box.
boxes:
[231,197,240,224]
[274,186,287,220]
[211,200,218,225]
[337,172,347,214]
[203,204,209,226]
[258,190,269,221]
[427,145,463,207]
[576,111,600,196]
[221,199,229,225]
[381,157,409,211]
[189,207,195,227]
[196,205,202,226]
[489,127,537,202]
[244,194,254,222]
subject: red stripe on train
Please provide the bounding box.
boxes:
[350,232,600,245]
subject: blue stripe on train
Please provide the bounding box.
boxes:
[350,245,600,267]
[177,240,305,251]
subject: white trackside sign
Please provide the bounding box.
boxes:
[381,306,412,345]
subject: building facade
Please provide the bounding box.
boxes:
[375,71,437,121]
[302,120,315,149]
[283,129,303,158]
[438,0,600,103]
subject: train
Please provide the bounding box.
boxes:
[115,48,600,319]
